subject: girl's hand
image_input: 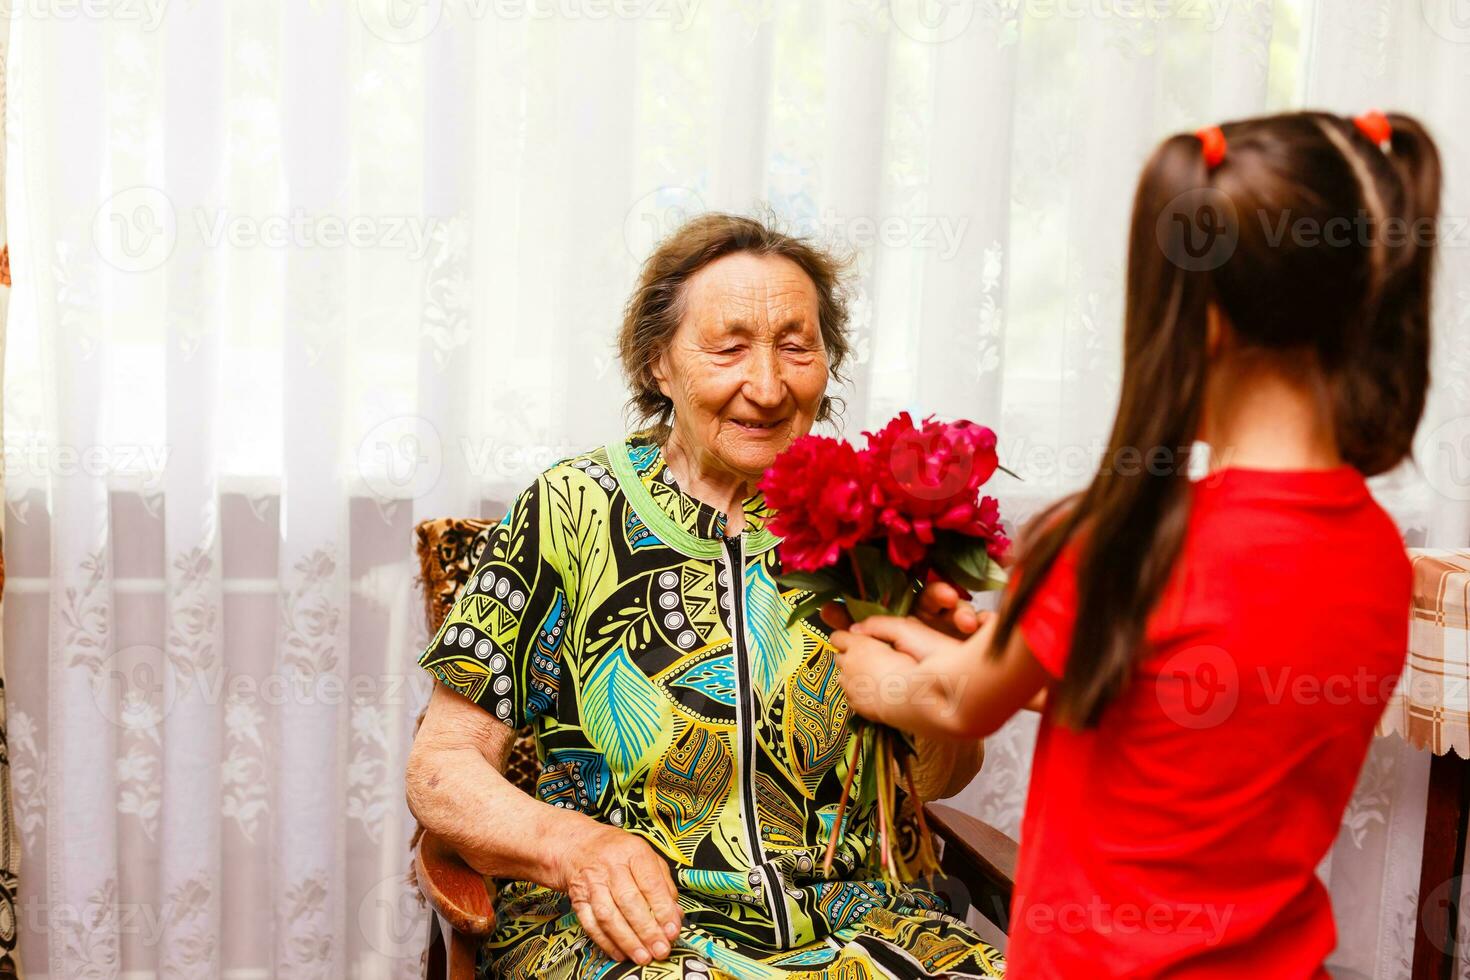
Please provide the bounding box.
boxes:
[836,612,1050,740]
[848,614,975,659]
[831,616,964,725]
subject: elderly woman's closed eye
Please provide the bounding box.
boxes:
[405,213,1002,979]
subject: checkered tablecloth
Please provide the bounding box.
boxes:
[1378,550,1470,757]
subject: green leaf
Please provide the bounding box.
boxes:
[844,597,895,622]
[932,550,988,591]
[928,554,961,588]
[786,590,842,627]
[985,562,1010,590]
[869,560,908,607]
[996,463,1021,481]
[943,539,1008,593]
[850,543,885,570]
[948,539,989,577]
[776,569,845,595]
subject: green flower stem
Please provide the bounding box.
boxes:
[822,727,865,877]
[900,750,941,877]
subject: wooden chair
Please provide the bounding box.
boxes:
[410,517,1020,979]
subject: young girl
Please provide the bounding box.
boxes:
[830,111,1440,976]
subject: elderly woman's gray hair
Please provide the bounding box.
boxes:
[618,212,853,442]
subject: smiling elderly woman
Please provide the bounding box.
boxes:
[406,214,1004,979]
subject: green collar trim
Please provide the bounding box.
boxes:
[605,441,781,560]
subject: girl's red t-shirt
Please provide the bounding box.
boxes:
[1006,466,1410,977]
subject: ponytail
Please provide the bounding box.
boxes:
[992,133,1216,728]
[1332,112,1440,476]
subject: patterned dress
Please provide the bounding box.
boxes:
[417,434,1005,979]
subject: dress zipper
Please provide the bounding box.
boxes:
[722,533,793,949]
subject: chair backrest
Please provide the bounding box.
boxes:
[413,516,543,796]
[415,517,495,643]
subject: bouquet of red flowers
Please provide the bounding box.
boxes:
[760,413,1012,884]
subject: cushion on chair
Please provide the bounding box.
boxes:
[414,516,542,795]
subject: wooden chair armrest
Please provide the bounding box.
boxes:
[924,802,1017,930]
[925,803,1018,887]
[414,830,497,937]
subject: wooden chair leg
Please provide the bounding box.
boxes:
[424,909,481,980]
[1413,752,1470,980]
[425,910,447,980]
[444,911,480,980]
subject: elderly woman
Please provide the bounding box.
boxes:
[406,214,1004,978]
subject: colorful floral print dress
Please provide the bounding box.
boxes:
[417,434,1005,979]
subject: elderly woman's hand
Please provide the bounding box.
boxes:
[820,580,988,640]
[556,822,682,965]
[407,684,684,966]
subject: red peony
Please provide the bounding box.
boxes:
[760,435,876,572]
[763,414,1010,597]
[864,413,1001,568]
[762,414,1011,887]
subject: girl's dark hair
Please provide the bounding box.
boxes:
[619,211,852,443]
[993,111,1441,729]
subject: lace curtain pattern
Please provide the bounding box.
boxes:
[0,3,20,977]
[3,2,1468,977]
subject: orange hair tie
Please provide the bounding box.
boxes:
[1354,110,1392,151]
[1195,125,1227,170]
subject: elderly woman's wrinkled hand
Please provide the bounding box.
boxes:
[820,580,990,642]
[556,821,682,966]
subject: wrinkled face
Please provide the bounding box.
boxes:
[653,252,829,480]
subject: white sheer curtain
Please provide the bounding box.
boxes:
[3,1,1467,977]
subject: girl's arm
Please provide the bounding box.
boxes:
[831,614,1052,740]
